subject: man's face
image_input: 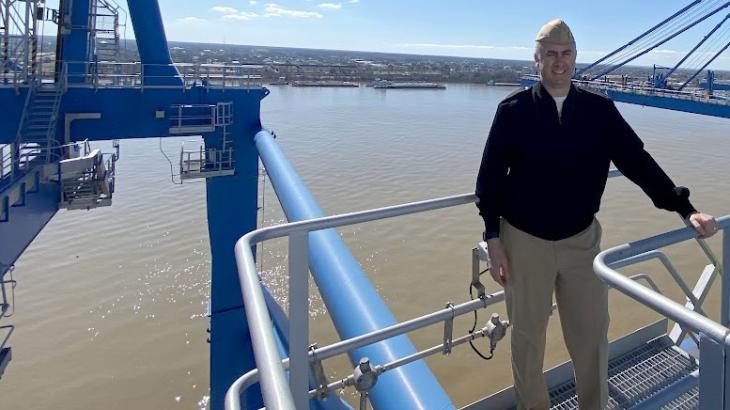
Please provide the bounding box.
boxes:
[535,42,576,91]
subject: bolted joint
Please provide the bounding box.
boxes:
[484,313,510,351]
[352,357,378,393]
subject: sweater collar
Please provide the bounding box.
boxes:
[532,81,577,121]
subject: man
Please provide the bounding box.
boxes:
[475,19,718,410]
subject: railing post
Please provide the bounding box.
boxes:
[700,334,726,409]
[288,230,310,410]
[720,228,730,327]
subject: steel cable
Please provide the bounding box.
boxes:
[584,0,728,77]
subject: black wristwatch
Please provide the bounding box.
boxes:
[483,231,499,241]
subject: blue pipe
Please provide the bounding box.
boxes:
[254,130,454,410]
[125,0,181,85]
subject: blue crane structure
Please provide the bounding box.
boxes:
[0,1,453,409]
[3,1,728,409]
[522,0,730,118]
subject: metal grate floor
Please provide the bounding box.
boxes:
[660,385,699,410]
[548,337,698,410]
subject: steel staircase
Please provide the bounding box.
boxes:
[59,141,117,210]
[471,321,702,410]
[548,335,699,410]
[0,82,62,224]
[16,84,63,168]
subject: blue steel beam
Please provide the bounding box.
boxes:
[61,0,92,83]
[0,179,59,279]
[575,0,701,77]
[590,1,730,81]
[125,0,181,85]
[679,39,730,90]
[0,86,247,144]
[666,13,730,80]
[607,89,730,118]
[254,129,454,410]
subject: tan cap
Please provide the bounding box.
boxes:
[535,19,575,45]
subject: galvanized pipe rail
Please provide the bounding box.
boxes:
[234,193,476,410]
[595,215,730,409]
[232,151,725,409]
[230,190,705,409]
[224,271,661,410]
[224,291,498,410]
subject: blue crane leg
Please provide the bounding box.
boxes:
[63,0,92,83]
[125,0,181,85]
[254,130,454,410]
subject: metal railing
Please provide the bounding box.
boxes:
[232,193,477,409]
[57,61,265,90]
[1,61,266,90]
[594,216,730,409]
[229,187,715,409]
[179,144,235,178]
[522,74,730,106]
[0,144,13,182]
[169,104,216,131]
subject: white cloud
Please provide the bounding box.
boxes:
[211,6,239,14]
[349,0,359,3]
[649,49,679,55]
[264,3,323,18]
[178,16,206,24]
[222,12,259,21]
[318,2,342,9]
[213,6,259,21]
[249,0,257,4]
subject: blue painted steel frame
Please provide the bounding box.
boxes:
[517,78,730,119]
[0,82,270,409]
[606,89,730,118]
[125,0,181,85]
[59,0,92,83]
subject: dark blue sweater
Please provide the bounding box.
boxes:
[476,83,696,241]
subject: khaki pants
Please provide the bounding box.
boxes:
[502,219,609,410]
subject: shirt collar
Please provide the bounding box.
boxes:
[532,82,577,121]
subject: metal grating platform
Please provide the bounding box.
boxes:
[660,385,699,410]
[548,337,698,410]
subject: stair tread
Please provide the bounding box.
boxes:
[547,337,698,410]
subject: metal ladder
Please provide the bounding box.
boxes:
[178,102,236,180]
[90,0,125,62]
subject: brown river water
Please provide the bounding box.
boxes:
[2,84,729,409]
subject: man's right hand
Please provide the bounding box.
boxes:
[487,238,510,287]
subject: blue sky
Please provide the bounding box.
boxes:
[101,1,730,69]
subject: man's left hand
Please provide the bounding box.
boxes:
[687,212,719,239]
